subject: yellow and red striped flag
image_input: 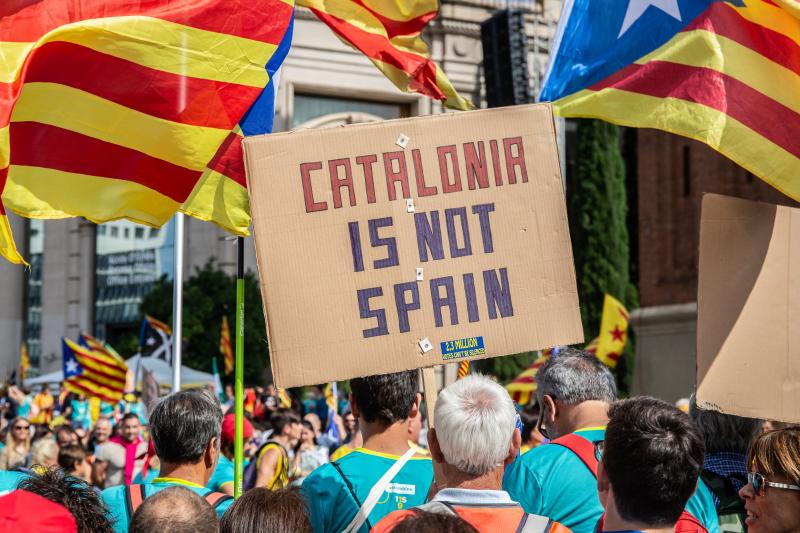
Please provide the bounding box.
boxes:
[505,351,552,406]
[80,332,126,365]
[220,315,234,375]
[457,360,470,379]
[542,0,800,201]
[592,294,630,369]
[62,337,128,403]
[298,0,472,111]
[19,342,30,380]
[0,0,295,264]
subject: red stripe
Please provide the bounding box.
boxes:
[207,132,246,187]
[9,122,201,202]
[73,371,125,393]
[65,378,121,403]
[1,0,294,45]
[589,61,800,160]
[74,350,127,376]
[685,2,800,78]
[20,41,262,130]
[309,9,447,101]
[80,367,126,388]
[350,0,437,39]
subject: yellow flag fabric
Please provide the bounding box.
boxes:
[593,294,630,369]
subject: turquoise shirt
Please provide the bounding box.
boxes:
[301,448,434,533]
[207,455,234,492]
[0,470,28,494]
[503,428,720,533]
[101,477,233,532]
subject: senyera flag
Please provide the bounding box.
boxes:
[0,0,295,264]
[297,0,472,111]
[541,0,800,201]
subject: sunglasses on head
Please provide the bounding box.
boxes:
[748,472,800,496]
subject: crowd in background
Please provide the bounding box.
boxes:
[0,349,798,532]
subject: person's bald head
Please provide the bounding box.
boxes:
[130,486,218,533]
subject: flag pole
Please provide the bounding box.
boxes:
[234,236,245,499]
[171,213,185,393]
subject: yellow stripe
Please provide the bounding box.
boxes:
[66,378,123,400]
[4,165,180,225]
[152,477,205,488]
[181,168,250,235]
[352,447,432,461]
[774,0,800,20]
[0,126,8,169]
[1,17,275,87]
[358,0,437,22]
[76,356,127,380]
[373,58,472,111]
[0,42,34,83]
[0,214,25,265]
[732,1,800,48]
[635,29,800,115]
[13,82,229,171]
[555,88,800,202]
[300,0,390,38]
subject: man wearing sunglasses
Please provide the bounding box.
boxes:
[739,426,800,533]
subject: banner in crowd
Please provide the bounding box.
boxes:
[245,104,583,387]
[697,193,800,424]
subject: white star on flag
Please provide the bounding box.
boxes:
[66,359,78,374]
[618,0,682,38]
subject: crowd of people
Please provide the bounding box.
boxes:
[0,349,798,532]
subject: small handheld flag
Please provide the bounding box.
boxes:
[593,294,630,369]
[220,316,234,375]
[139,315,172,363]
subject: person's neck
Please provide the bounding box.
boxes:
[361,420,411,456]
[271,434,290,448]
[602,494,673,533]
[441,464,504,491]
[558,401,609,436]
[157,461,209,486]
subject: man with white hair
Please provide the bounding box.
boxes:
[372,374,569,533]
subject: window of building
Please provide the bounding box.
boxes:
[135,227,144,239]
[110,227,119,237]
[292,93,409,128]
[24,219,44,373]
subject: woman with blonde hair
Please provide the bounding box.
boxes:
[739,425,800,532]
[0,416,32,470]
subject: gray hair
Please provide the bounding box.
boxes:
[536,348,617,405]
[150,389,222,464]
[689,396,761,454]
[130,486,218,533]
[434,374,517,476]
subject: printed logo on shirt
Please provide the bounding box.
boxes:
[386,483,416,495]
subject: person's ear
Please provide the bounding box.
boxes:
[505,427,522,465]
[428,428,445,464]
[206,437,219,467]
[409,393,422,420]
[349,393,360,420]
[544,395,558,425]
[597,459,610,509]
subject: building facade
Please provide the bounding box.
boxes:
[0,1,562,381]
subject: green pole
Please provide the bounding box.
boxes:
[234,236,245,499]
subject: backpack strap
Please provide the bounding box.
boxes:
[125,484,146,518]
[204,491,233,509]
[331,461,372,531]
[674,510,707,533]
[517,513,551,533]
[550,433,599,477]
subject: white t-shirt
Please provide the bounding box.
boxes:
[95,440,148,487]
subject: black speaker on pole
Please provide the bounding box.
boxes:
[480,9,532,108]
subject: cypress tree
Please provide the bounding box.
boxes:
[568,119,638,392]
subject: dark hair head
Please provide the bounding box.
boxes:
[120,413,140,424]
[130,486,218,533]
[689,397,761,454]
[55,424,79,445]
[17,467,113,533]
[149,389,222,464]
[220,487,311,533]
[350,370,419,426]
[58,444,87,473]
[390,511,480,533]
[270,409,301,436]
[603,396,705,527]
[536,348,617,405]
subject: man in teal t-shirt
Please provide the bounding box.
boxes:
[102,389,232,532]
[301,370,433,533]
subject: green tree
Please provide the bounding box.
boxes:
[140,261,270,385]
[568,119,639,393]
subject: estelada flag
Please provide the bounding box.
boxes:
[505,351,552,406]
[0,0,295,264]
[62,337,128,403]
[298,0,472,110]
[542,0,800,201]
[219,315,234,375]
[593,294,630,369]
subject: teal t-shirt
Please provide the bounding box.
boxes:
[301,448,434,533]
[503,428,720,533]
[207,455,235,493]
[504,427,606,533]
[0,470,28,494]
[101,478,233,532]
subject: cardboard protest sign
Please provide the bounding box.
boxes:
[697,194,800,423]
[244,104,583,388]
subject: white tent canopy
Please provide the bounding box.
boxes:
[24,355,214,389]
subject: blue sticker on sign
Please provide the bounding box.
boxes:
[441,336,486,361]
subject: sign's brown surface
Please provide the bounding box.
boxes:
[244,104,583,387]
[697,194,800,423]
